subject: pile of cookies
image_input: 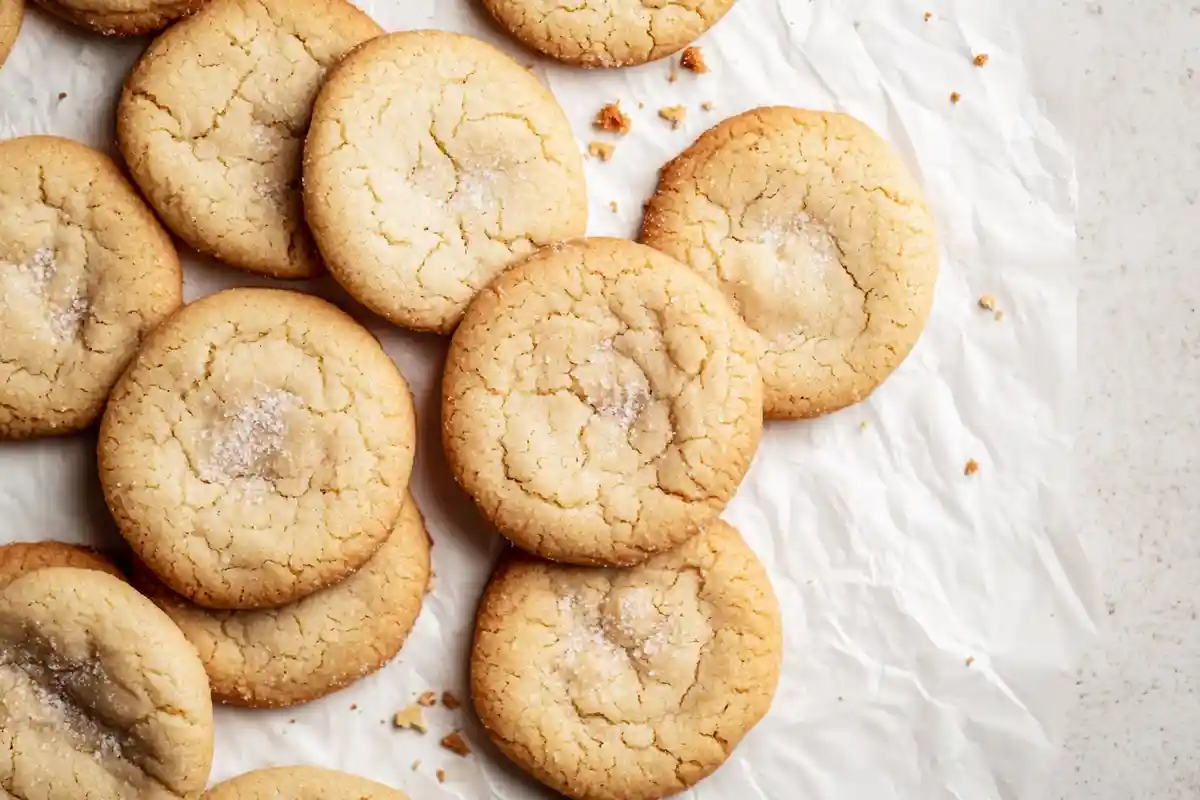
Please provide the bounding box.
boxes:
[0,0,939,798]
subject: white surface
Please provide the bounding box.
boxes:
[0,1,1094,798]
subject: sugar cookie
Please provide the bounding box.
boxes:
[0,541,122,588]
[0,0,22,66]
[117,0,383,278]
[100,288,416,609]
[0,567,214,799]
[304,30,587,333]
[133,494,431,708]
[443,238,762,566]
[472,521,782,800]
[0,136,182,439]
[204,766,408,799]
[481,0,735,67]
[642,107,940,418]
[31,0,201,36]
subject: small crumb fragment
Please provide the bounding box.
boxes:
[441,731,471,757]
[978,294,996,311]
[436,769,447,784]
[609,200,619,213]
[418,691,437,707]
[658,105,687,129]
[924,11,932,21]
[57,92,67,100]
[973,53,989,67]
[994,310,1005,322]
[587,141,615,162]
[288,718,296,724]
[442,691,461,710]
[393,704,427,733]
[411,759,421,771]
[860,420,870,431]
[638,101,645,109]
[966,655,976,666]
[964,459,980,476]
[668,68,679,83]
[350,703,358,711]
[700,100,715,112]
[950,91,962,104]
[681,45,709,74]
[594,102,631,135]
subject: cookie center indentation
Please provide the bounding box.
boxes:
[198,389,299,484]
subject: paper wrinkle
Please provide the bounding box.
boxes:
[0,0,1090,797]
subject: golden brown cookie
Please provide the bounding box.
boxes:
[0,541,122,589]
[443,238,762,566]
[133,494,431,708]
[0,136,182,439]
[642,107,940,419]
[204,766,408,799]
[99,288,417,609]
[0,567,214,799]
[472,521,782,800]
[0,0,23,66]
[117,0,383,278]
[481,0,735,67]
[304,30,587,333]
[30,0,202,36]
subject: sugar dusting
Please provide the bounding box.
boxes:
[578,342,650,431]
[557,586,678,683]
[4,247,90,339]
[198,389,300,483]
[452,167,500,214]
[756,211,840,289]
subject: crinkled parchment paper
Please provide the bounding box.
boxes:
[0,0,1095,797]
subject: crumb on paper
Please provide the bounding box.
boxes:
[966,655,976,666]
[436,769,447,784]
[924,11,932,21]
[964,459,980,476]
[701,100,715,111]
[288,718,296,724]
[659,105,687,129]
[609,200,619,213]
[638,101,645,109]
[393,704,427,733]
[441,731,471,757]
[57,92,67,100]
[860,420,870,431]
[681,45,709,73]
[350,703,358,711]
[668,67,679,83]
[950,91,962,104]
[411,759,421,771]
[594,101,631,135]
[587,141,615,162]
[418,691,437,707]
[442,690,461,710]
[995,309,1005,321]
[973,53,990,67]
[978,294,996,311]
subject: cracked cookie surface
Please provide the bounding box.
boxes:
[642,107,940,419]
[443,238,762,566]
[204,766,408,799]
[133,493,431,708]
[482,0,735,67]
[0,541,123,589]
[31,0,202,36]
[117,0,382,278]
[0,0,21,66]
[99,287,417,609]
[303,29,587,334]
[472,520,781,800]
[0,136,182,439]
[0,567,214,799]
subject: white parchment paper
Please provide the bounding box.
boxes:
[0,0,1095,797]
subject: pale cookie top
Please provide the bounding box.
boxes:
[32,0,204,36]
[0,0,22,65]
[482,0,735,67]
[0,136,182,439]
[0,541,123,589]
[304,30,587,334]
[99,288,417,610]
[134,494,431,708]
[0,567,214,800]
[117,0,383,278]
[204,766,408,799]
[642,107,940,419]
[443,238,762,566]
[472,521,782,800]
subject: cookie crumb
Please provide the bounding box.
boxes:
[978,294,996,311]
[393,704,427,733]
[594,102,631,135]
[966,655,976,666]
[701,100,715,111]
[418,690,437,707]
[680,46,709,73]
[288,718,296,724]
[994,310,1005,322]
[441,731,471,757]
[668,68,679,83]
[350,703,358,711]
[638,101,645,109]
[860,420,870,431]
[658,105,687,129]
[57,92,67,100]
[609,200,619,213]
[587,141,615,162]
[924,11,932,21]
[436,769,447,784]
[442,690,461,710]
[411,759,421,771]
[973,53,989,67]
[964,459,980,476]
[950,91,962,104]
